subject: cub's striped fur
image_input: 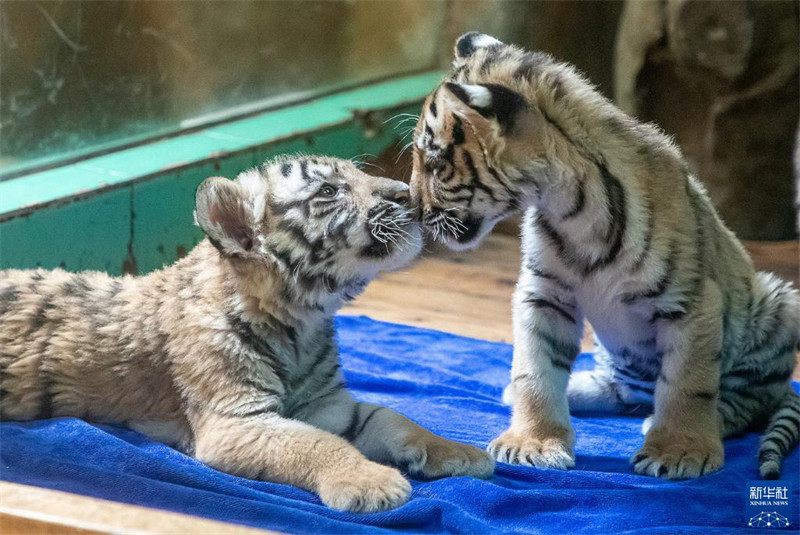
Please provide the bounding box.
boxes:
[410,33,800,479]
[0,155,493,512]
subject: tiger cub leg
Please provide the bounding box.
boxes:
[489,286,583,468]
[191,411,411,513]
[632,278,725,479]
[303,388,495,480]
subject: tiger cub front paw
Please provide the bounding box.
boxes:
[488,428,575,469]
[398,434,495,480]
[318,460,411,513]
[632,427,724,479]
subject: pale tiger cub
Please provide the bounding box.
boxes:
[409,33,800,480]
[0,155,493,512]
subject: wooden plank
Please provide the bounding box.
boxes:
[0,481,275,535]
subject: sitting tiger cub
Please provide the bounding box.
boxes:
[409,32,800,479]
[0,155,493,512]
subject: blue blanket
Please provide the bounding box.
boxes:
[2,316,798,534]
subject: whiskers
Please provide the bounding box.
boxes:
[368,204,416,251]
[349,154,381,172]
[424,207,467,243]
[385,112,420,165]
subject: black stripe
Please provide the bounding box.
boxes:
[540,110,573,144]
[532,326,579,363]
[744,291,790,356]
[549,357,572,371]
[451,116,465,145]
[513,51,552,81]
[341,404,361,442]
[621,243,677,304]
[650,309,687,323]
[353,407,384,438]
[585,162,627,274]
[723,368,792,389]
[767,434,791,455]
[528,265,573,291]
[37,351,54,419]
[278,219,315,250]
[759,447,780,462]
[270,200,306,216]
[562,181,585,219]
[524,295,576,323]
[292,380,346,414]
[770,424,797,442]
[535,213,567,258]
[774,412,800,430]
[0,286,20,315]
[631,198,655,272]
[438,166,456,184]
[429,99,437,118]
[227,313,289,383]
[280,162,292,177]
[532,163,626,277]
[300,160,311,182]
[686,181,707,269]
[462,151,502,203]
[30,295,55,331]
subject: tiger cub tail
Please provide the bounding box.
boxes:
[759,389,800,479]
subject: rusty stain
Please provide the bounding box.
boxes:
[176,245,187,258]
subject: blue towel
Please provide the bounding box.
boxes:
[2,316,798,534]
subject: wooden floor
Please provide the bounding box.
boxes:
[343,233,800,379]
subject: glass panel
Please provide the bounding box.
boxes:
[1,1,625,180]
[0,0,447,178]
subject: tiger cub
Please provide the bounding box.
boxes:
[0,155,493,512]
[409,32,800,479]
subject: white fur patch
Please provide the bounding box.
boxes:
[472,34,502,49]
[237,169,269,224]
[460,84,493,109]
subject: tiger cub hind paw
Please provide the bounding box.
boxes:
[488,429,575,469]
[631,430,724,479]
[318,461,411,513]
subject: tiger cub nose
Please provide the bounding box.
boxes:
[376,181,411,205]
[424,151,446,172]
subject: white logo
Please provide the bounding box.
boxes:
[749,511,790,529]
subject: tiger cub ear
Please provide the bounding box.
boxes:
[444,82,527,134]
[194,176,256,255]
[454,32,503,63]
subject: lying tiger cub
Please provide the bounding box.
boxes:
[409,32,800,480]
[0,155,493,512]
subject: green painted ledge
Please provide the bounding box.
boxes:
[0,71,443,275]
